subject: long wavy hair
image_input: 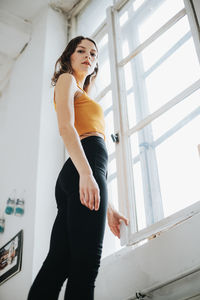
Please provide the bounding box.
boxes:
[51,36,98,92]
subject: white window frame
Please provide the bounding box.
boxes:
[109,0,200,246]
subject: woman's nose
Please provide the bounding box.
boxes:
[85,53,91,58]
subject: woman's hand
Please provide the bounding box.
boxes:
[107,207,129,239]
[79,174,100,211]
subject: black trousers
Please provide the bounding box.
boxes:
[27,136,108,300]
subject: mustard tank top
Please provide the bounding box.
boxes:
[54,83,106,141]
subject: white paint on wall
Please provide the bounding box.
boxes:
[0,5,67,300]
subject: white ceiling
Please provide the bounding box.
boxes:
[0,0,80,96]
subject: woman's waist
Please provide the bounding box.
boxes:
[80,136,108,169]
[79,132,105,141]
[80,134,107,149]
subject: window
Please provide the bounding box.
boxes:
[114,0,200,245]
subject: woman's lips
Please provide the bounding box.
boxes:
[82,62,91,66]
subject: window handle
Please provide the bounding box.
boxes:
[111,133,119,143]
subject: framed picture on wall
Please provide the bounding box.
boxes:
[0,229,23,285]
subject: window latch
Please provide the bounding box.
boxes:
[111,133,119,143]
[136,291,151,299]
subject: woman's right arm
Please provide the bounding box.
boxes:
[54,73,100,211]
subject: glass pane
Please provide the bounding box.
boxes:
[152,89,200,140]
[99,90,113,112]
[142,15,190,72]
[95,48,111,93]
[133,0,145,11]
[108,176,119,211]
[94,32,113,151]
[108,157,117,176]
[98,33,108,51]
[105,110,115,154]
[130,133,139,158]
[127,91,137,128]
[145,37,200,113]
[107,176,122,252]
[123,62,133,91]
[118,0,185,60]
[97,90,114,156]
[138,0,185,44]
[119,10,128,27]
[132,160,146,230]
[156,115,200,217]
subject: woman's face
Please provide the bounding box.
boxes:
[70,39,98,76]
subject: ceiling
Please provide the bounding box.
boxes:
[0,0,81,96]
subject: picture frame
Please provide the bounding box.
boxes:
[0,230,23,285]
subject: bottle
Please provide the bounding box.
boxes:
[15,189,25,216]
[0,216,5,233]
[5,189,16,215]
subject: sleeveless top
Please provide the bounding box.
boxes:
[53,83,106,141]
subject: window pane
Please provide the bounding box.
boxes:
[98,33,108,50]
[99,90,112,112]
[98,90,114,153]
[145,37,200,113]
[105,109,115,154]
[130,133,139,158]
[133,0,146,12]
[156,116,200,217]
[108,157,117,176]
[127,92,137,128]
[94,33,113,150]
[132,160,146,230]
[142,15,190,72]
[123,62,133,91]
[138,0,185,44]
[152,89,200,140]
[95,58,111,92]
[130,108,200,228]
[95,40,111,93]
[107,176,122,252]
[108,176,119,211]
[118,0,185,60]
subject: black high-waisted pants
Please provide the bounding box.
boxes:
[27,136,108,300]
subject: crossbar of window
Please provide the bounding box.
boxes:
[118,8,186,67]
[95,84,111,102]
[144,31,192,78]
[127,79,200,135]
[152,106,200,148]
[132,105,200,164]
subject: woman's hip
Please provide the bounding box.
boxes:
[57,136,108,196]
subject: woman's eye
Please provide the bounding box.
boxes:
[77,50,96,58]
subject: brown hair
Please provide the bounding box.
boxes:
[51,36,98,92]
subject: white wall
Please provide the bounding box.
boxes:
[0,6,67,300]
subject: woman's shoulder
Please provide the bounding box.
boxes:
[56,73,77,86]
[55,73,77,95]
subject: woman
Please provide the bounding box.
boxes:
[27,36,129,300]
